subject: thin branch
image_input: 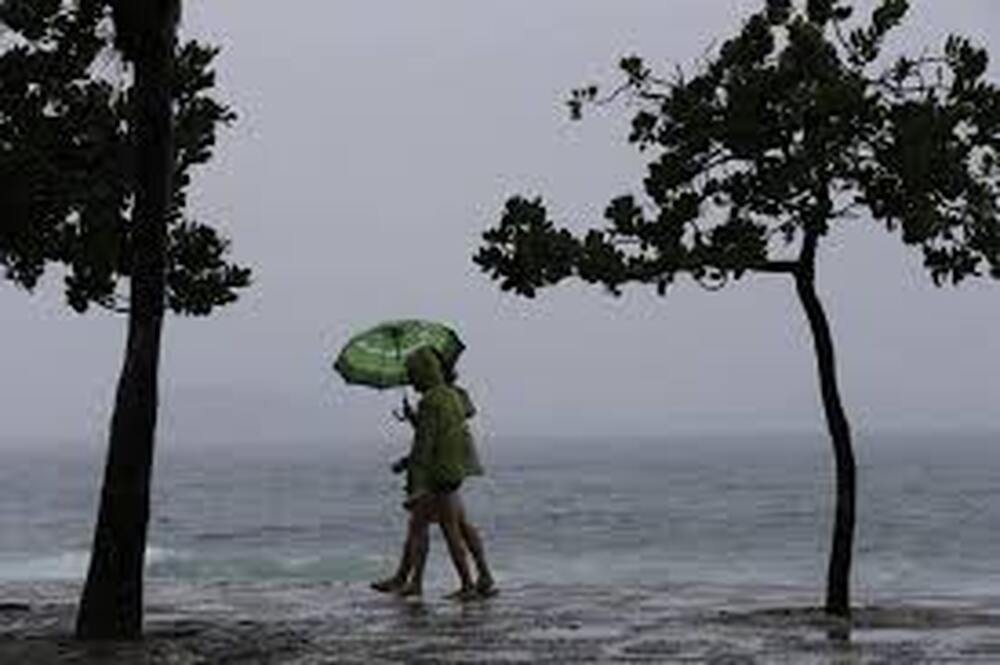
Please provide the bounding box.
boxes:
[751,260,799,274]
[868,53,952,98]
[634,89,671,103]
[831,21,861,67]
[95,296,129,314]
[591,80,633,107]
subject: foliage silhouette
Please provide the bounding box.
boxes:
[476,0,1000,617]
[0,0,250,638]
[0,0,248,312]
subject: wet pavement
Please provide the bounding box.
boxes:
[2,581,1000,663]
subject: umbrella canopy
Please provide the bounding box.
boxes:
[333,319,464,389]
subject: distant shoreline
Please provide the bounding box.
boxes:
[4,428,1000,454]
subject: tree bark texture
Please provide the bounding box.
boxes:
[794,232,857,618]
[75,15,176,640]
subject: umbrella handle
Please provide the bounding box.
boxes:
[392,394,415,424]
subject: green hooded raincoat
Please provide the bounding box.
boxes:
[405,347,482,498]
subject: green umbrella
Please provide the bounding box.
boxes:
[333,319,464,389]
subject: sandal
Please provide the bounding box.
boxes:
[444,587,478,602]
[370,578,403,593]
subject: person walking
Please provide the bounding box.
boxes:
[370,346,495,599]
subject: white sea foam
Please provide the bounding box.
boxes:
[0,546,178,582]
[0,550,89,581]
[1,437,999,595]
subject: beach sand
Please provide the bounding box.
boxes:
[2,581,1000,663]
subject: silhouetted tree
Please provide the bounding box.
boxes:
[0,0,250,638]
[476,0,1000,617]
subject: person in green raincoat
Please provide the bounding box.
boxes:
[370,346,495,599]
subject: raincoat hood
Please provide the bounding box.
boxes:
[406,346,445,393]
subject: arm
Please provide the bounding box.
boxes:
[455,386,477,419]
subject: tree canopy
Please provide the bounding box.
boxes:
[476,0,1000,296]
[0,0,249,315]
[474,0,1000,617]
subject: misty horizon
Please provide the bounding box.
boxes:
[3,0,1000,448]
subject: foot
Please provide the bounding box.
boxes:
[476,579,499,598]
[444,587,478,602]
[370,577,404,593]
[396,583,423,598]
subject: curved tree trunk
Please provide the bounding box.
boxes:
[75,13,176,640]
[794,233,856,618]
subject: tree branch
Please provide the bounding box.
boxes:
[95,295,130,314]
[751,260,799,275]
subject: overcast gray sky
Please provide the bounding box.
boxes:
[2,0,999,449]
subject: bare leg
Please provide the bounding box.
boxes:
[398,499,434,597]
[459,514,495,594]
[400,521,429,596]
[437,493,475,598]
[371,532,413,593]
[450,495,494,591]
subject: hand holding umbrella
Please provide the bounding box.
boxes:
[392,396,416,424]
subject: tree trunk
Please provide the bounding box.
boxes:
[794,233,856,618]
[75,18,175,641]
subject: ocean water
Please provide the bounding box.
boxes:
[1,432,999,603]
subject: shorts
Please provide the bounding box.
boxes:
[432,479,462,496]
